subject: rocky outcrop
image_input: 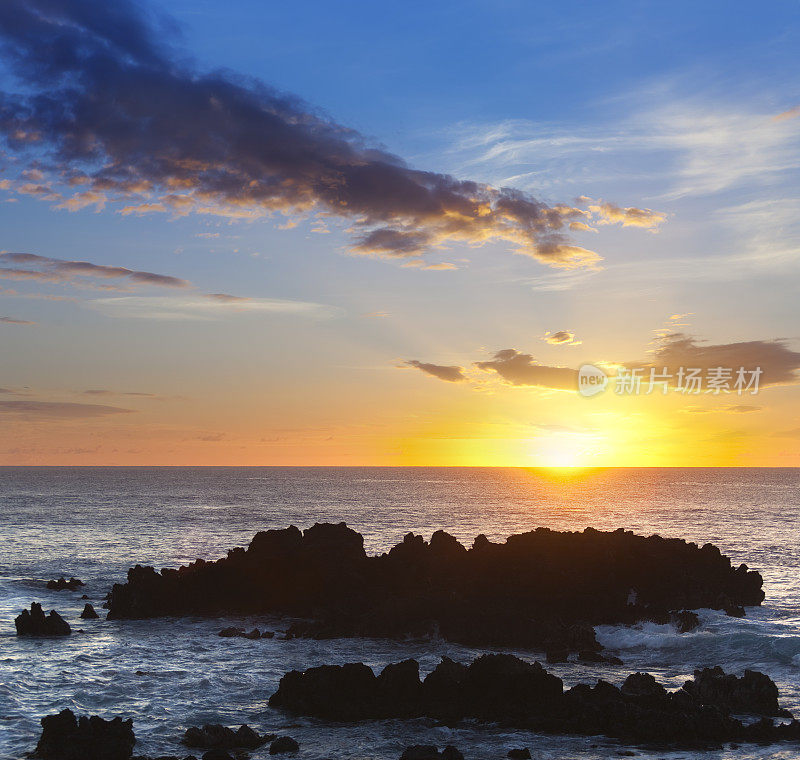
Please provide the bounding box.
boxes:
[107,523,764,652]
[47,577,84,591]
[268,736,299,754]
[33,709,135,760]
[15,603,71,636]
[269,655,799,748]
[182,723,271,750]
[80,603,99,619]
[400,746,463,760]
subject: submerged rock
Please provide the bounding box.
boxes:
[107,523,764,654]
[15,603,71,636]
[182,724,271,750]
[33,709,134,760]
[47,577,84,591]
[80,603,99,619]
[270,655,799,748]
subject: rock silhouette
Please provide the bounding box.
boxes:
[47,577,84,591]
[182,723,271,750]
[80,604,99,619]
[15,603,71,636]
[33,709,134,760]
[269,654,799,748]
[108,523,764,652]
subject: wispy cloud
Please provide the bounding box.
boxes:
[0,315,36,325]
[87,295,341,321]
[0,400,133,418]
[543,330,581,346]
[404,360,466,383]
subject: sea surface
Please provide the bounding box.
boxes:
[1,467,799,760]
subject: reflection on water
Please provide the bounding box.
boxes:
[1,467,800,760]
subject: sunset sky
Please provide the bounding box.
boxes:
[0,0,799,466]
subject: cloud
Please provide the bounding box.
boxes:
[0,315,36,325]
[0,252,189,289]
[87,295,340,321]
[405,360,466,383]
[639,332,800,387]
[725,404,762,413]
[588,202,665,230]
[204,293,251,303]
[0,0,610,269]
[543,330,581,346]
[773,106,800,122]
[82,389,157,398]
[0,400,133,418]
[474,349,577,390]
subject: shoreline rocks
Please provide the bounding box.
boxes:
[33,709,134,760]
[15,602,71,636]
[107,523,763,653]
[80,603,99,619]
[269,654,799,748]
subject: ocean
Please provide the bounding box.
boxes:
[1,467,799,760]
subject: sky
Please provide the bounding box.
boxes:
[0,0,798,466]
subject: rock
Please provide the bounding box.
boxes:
[80,604,99,619]
[400,747,439,760]
[270,656,796,748]
[507,750,530,760]
[671,610,700,633]
[684,666,791,717]
[725,604,746,618]
[201,752,232,760]
[47,577,84,591]
[243,628,260,639]
[16,603,71,636]
[269,736,299,754]
[441,747,463,760]
[546,648,569,663]
[261,630,275,638]
[182,724,269,750]
[578,650,605,662]
[34,709,134,760]
[218,627,243,637]
[107,523,764,655]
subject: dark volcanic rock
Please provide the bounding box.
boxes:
[34,709,134,760]
[671,610,701,632]
[182,724,270,749]
[47,577,84,591]
[684,666,791,717]
[269,655,800,748]
[80,603,99,619]
[16,603,71,636]
[269,736,299,754]
[107,523,764,653]
[400,747,439,760]
[507,750,530,759]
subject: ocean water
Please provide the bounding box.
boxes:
[1,466,799,760]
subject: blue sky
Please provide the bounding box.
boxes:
[0,0,799,464]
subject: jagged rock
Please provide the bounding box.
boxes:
[684,666,792,717]
[546,648,569,663]
[201,752,232,760]
[80,604,99,619]
[726,605,746,618]
[47,577,84,591]
[33,709,134,760]
[671,610,700,632]
[182,724,270,749]
[262,630,275,638]
[16,603,71,636]
[269,736,298,754]
[218,627,243,637]
[243,628,260,639]
[270,655,799,748]
[507,750,530,760]
[107,524,764,654]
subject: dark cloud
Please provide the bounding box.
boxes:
[405,360,466,383]
[0,252,189,288]
[0,400,133,418]
[0,315,36,324]
[475,349,578,390]
[0,0,602,268]
[639,333,800,386]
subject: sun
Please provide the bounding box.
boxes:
[534,434,587,468]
